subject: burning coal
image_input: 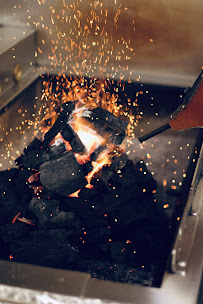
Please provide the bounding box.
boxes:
[0,98,170,286]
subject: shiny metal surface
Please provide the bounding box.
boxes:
[0,78,43,170]
[0,25,39,111]
[0,26,35,56]
[1,1,203,86]
[171,144,203,275]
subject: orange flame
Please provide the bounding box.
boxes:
[70,104,104,154]
[69,189,80,197]
[86,150,111,184]
[71,105,112,183]
[41,101,113,186]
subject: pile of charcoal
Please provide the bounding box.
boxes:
[0,101,170,285]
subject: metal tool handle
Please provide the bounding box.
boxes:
[138,123,171,143]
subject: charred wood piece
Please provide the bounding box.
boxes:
[0,221,34,244]
[39,151,87,197]
[108,160,157,193]
[91,165,113,191]
[23,137,43,153]
[15,149,45,170]
[0,237,10,260]
[49,141,66,156]
[16,142,67,170]
[42,101,75,148]
[78,187,98,200]
[9,229,78,268]
[110,152,128,170]
[84,107,128,145]
[70,135,86,154]
[15,168,34,197]
[12,168,35,221]
[15,137,44,169]
[90,144,107,162]
[0,169,20,225]
[61,124,86,154]
[110,195,156,229]
[81,161,93,175]
[85,225,111,244]
[60,196,96,219]
[29,197,75,228]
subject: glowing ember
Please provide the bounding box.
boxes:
[40,99,115,188]
[69,189,80,197]
[18,217,36,226]
[86,150,111,184]
[70,105,113,184]
[77,127,102,153]
[12,212,21,224]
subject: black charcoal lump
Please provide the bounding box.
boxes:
[9,229,78,268]
[84,107,128,145]
[39,151,87,197]
[16,141,67,170]
[61,124,86,154]
[0,169,19,225]
[0,115,170,284]
[42,101,75,148]
[29,198,75,228]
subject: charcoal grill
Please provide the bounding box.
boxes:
[0,23,203,304]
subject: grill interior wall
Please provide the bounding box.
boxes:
[1,1,203,86]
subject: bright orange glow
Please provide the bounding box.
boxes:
[62,138,73,151]
[70,105,104,154]
[18,217,36,226]
[85,184,93,189]
[163,204,169,209]
[41,101,113,186]
[12,212,21,224]
[75,153,90,164]
[69,103,112,183]
[77,127,102,153]
[69,189,80,197]
[86,150,111,184]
